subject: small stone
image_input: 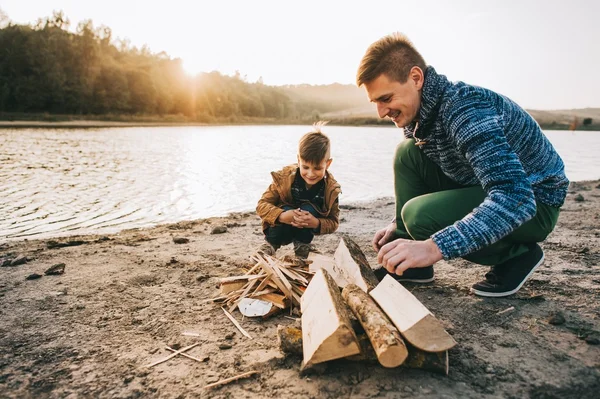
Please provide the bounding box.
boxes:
[218,343,232,350]
[574,194,585,202]
[485,366,495,374]
[44,263,66,275]
[11,255,28,266]
[211,226,228,235]
[225,332,235,340]
[123,375,134,384]
[26,273,42,280]
[585,337,599,345]
[173,237,189,244]
[403,386,414,393]
[548,312,566,325]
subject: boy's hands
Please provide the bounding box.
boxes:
[291,209,319,230]
[277,210,296,225]
[278,209,319,230]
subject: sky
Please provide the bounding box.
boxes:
[1,0,598,110]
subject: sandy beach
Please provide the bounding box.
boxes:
[1,180,599,398]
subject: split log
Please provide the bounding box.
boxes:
[300,269,361,368]
[342,284,408,368]
[276,325,448,375]
[333,235,379,292]
[370,275,456,352]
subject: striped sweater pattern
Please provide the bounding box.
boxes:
[404,67,569,259]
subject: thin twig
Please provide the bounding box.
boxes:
[203,370,259,390]
[165,346,205,363]
[145,342,200,368]
[497,306,515,315]
[221,307,252,339]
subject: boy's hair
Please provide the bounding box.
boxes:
[356,32,427,87]
[298,121,331,165]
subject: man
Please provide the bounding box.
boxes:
[357,33,568,297]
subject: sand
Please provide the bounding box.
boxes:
[1,181,599,398]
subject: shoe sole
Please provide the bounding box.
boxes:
[396,277,435,283]
[470,252,545,298]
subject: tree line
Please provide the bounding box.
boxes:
[0,11,363,123]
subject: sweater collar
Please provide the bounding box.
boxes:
[404,66,450,139]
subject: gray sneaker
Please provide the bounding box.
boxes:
[258,241,278,256]
[293,241,311,259]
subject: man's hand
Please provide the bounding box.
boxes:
[291,209,319,230]
[372,222,397,251]
[377,238,443,274]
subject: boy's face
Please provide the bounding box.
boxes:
[297,156,332,187]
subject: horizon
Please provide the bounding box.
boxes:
[1,0,599,110]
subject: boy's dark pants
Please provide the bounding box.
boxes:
[264,204,319,248]
[395,139,561,266]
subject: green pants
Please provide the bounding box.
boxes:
[394,139,561,266]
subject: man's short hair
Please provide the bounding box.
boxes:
[299,121,330,165]
[356,32,427,87]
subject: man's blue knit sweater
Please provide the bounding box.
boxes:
[404,67,569,259]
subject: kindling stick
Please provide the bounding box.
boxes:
[221,307,252,339]
[145,342,200,368]
[165,346,205,363]
[203,370,259,389]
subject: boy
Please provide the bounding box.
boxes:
[256,123,341,258]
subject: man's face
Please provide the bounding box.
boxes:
[364,69,423,128]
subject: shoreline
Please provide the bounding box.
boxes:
[0,119,598,130]
[1,182,599,397]
[4,180,600,244]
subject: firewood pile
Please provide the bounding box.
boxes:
[210,253,315,316]
[209,235,456,375]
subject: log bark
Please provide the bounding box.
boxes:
[342,283,408,368]
[277,325,448,375]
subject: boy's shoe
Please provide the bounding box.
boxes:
[258,241,278,257]
[471,243,544,298]
[373,265,435,283]
[293,241,311,259]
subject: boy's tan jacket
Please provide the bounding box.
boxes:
[256,164,341,235]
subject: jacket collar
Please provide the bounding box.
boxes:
[404,66,450,139]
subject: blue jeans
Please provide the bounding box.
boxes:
[264,204,319,247]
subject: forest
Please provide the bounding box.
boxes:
[0,11,369,124]
[0,10,597,129]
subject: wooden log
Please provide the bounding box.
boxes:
[300,269,361,368]
[307,253,348,287]
[370,275,456,352]
[276,325,448,375]
[342,284,408,368]
[333,235,380,292]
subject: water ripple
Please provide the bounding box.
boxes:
[1,127,598,241]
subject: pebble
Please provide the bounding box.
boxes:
[585,337,599,345]
[11,255,28,266]
[574,194,585,202]
[548,312,566,325]
[173,237,189,244]
[211,226,228,234]
[26,273,42,280]
[219,343,232,350]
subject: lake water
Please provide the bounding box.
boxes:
[1,126,599,241]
